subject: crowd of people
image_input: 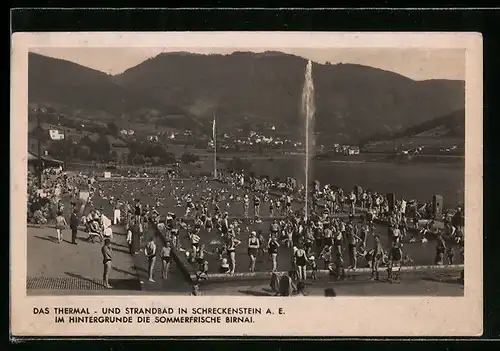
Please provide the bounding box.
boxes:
[27,167,465,290]
[27,169,81,225]
[104,170,465,285]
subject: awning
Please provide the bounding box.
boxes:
[27,151,64,165]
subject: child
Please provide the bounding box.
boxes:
[319,244,333,270]
[196,244,208,266]
[413,220,435,243]
[270,272,281,295]
[219,258,231,274]
[402,254,414,266]
[196,260,209,281]
[190,284,201,296]
[309,255,318,280]
[214,243,226,261]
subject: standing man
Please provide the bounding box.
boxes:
[345,218,359,269]
[101,238,113,288]
[145,237,157,283]
[134,198,142,226]
[370,235,384,281]
[70,208,79,245]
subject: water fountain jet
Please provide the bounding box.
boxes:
[302,60,315,220]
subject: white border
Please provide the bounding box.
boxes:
[10,32,483,337]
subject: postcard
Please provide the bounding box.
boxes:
[11,31,482,337]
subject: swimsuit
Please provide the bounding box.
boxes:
[269,242,278,255]
[295,251,307,266]
[248,238,259,256]
[227,241,236,254]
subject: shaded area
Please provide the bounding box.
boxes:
[27,276,141,291]
[195,271,464,297]
[34,235,57,243]
[27,226,142,293]
[237,289,273,297]
[128,230,192,294]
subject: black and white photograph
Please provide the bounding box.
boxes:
[10,31,483,337]
[23,43,471,298]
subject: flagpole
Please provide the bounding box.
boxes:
[213,114,217,179]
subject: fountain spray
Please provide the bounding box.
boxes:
[302,60,315,220]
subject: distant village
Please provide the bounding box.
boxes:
[28,110,367,165]
[27,106,461,166]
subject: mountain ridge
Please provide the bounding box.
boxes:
[28,51,465,144]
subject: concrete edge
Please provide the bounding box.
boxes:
[191,264,464,282]
[153,231,194,284]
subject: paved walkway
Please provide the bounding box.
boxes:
[196,273,464,296]
[115,226,192,294]
[27,225,141,291]
[27,224,192,294]
[26,224,463,297]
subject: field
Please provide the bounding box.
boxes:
[89,178,463,275]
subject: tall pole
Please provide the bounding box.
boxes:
[213,113,217,179]
[36,111,43,188]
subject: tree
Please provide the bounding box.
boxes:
[132,154,146,165]
[181,152,199,164]
[96,134,111,155]
[107,122,119,135]
[81,135,93,147]
[160,152,176,165]
[110,150,118,161]
[74,145,87,160]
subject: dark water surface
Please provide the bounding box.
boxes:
[252,158,464,207]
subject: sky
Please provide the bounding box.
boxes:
[30,47,465,81]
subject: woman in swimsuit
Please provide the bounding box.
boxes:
[54,211,68,244]
[227,234,241,274]
[160,241,172,280]
[268,235,280,272]
[294,244,309,281]
[247,231,260,272]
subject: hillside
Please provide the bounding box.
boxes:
[362,108,465,154]
[28,53,142,115]
[28,51,465,143]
